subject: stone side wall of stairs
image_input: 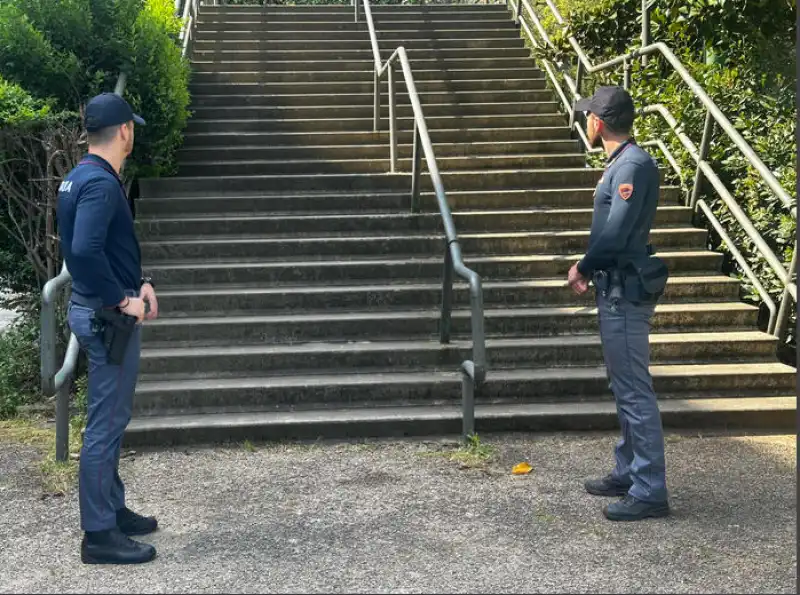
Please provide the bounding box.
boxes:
[128,3,796,445]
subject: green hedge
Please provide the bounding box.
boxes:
[530,0,796,339]
[0,0,190,178]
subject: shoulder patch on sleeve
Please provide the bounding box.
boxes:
[618,183,633,200]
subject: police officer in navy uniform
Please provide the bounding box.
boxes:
[567,86,670,521]
[57,93,161,563]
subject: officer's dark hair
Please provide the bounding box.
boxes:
[87,122,128,146]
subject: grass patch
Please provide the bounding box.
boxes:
[420,434,496,470]
[0,416,83,496]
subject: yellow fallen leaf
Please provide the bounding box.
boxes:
[512,462,533,475]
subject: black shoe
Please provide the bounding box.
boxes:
[81,527,157,565]
[584,474,632,497]
[603,495,670,521]
[116,507,158,536]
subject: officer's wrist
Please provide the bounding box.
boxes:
[576,259,591,278]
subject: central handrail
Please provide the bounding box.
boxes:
[356,0,487,440]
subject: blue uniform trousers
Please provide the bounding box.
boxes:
[67,292,142,532]
[596,291,668,504]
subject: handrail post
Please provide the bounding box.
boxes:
[373,68,380,132]
[461,370,475,440]
[388,63,398,173]
[641,0,650,67]
[514,0,522,25]
[690,110,715,211]
[410,121,422,213]
[354,0,358,23]
[623,57,632,90]
[439,244,454,344]
[55,370,73,462]
[569,60,584,131]
[775,242,797,341]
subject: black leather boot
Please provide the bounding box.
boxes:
[116,507,158,536]
[584,474,632,497]
[603,495,671,521]
[81,527,157,565]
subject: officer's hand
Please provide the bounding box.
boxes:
[120,297,146,323]
[567,262,586,287]
[572,278,589,294]
[139,283,159,320]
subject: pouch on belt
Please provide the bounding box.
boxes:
[621,253,669,304]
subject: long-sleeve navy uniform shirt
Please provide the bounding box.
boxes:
[577,140,660,278]
[56,154,142,307]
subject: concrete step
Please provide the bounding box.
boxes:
[189,78,549,96]
[190,67,543,85]
[177,139,582,162]
[152,276,743,315]
[178,127,572,149]
[138,332,779,379]
[139,302,758,347]
[194,28,520,41]
[191,37,525,52]
[199,5,511,13]
[127,362,795,419]
[136,206,692,239]
[195,19,518,32]
[140,228,705,261]
[175,153,587,176]
[184,113,566,134]
[189,89,555,107]
[138,168,615,197]
[135,186,685,217]
[198,10,511,22]
[125,396,797,445]
[191,56,533,72]
[191,47,531,62]
[187,100,561,120]
[144,251,722,288]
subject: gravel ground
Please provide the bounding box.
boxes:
[1,431,796,594]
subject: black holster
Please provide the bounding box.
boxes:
[619,248,669,305]
[93,308,137,365]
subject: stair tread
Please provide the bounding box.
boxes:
[153,275,740,297]
[139,227,702,245]
[125,396,798,431]
[134,365,796,393]
[145,250,718,270]
[140,331,777,359]
[144,302,757,327]
[137,205,690,224]
[177,151,584,163]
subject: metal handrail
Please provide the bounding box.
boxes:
[511,0,797,343]
[43,2,199,462]
[356,0,487,440]
[178,0,201,57]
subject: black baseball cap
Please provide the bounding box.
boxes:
[575,86,635,129]
[84,93,145,132]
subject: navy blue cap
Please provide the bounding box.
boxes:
[84,93,145,132]
[575,85,635,129]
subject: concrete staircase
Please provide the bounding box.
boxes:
[130,3,796,445]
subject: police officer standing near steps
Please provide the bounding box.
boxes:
[57,93,160,564]
[567,86,671,522]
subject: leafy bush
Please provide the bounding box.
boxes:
[527,0,796,340]
[0,315,41,418]
[0,0,190,178]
